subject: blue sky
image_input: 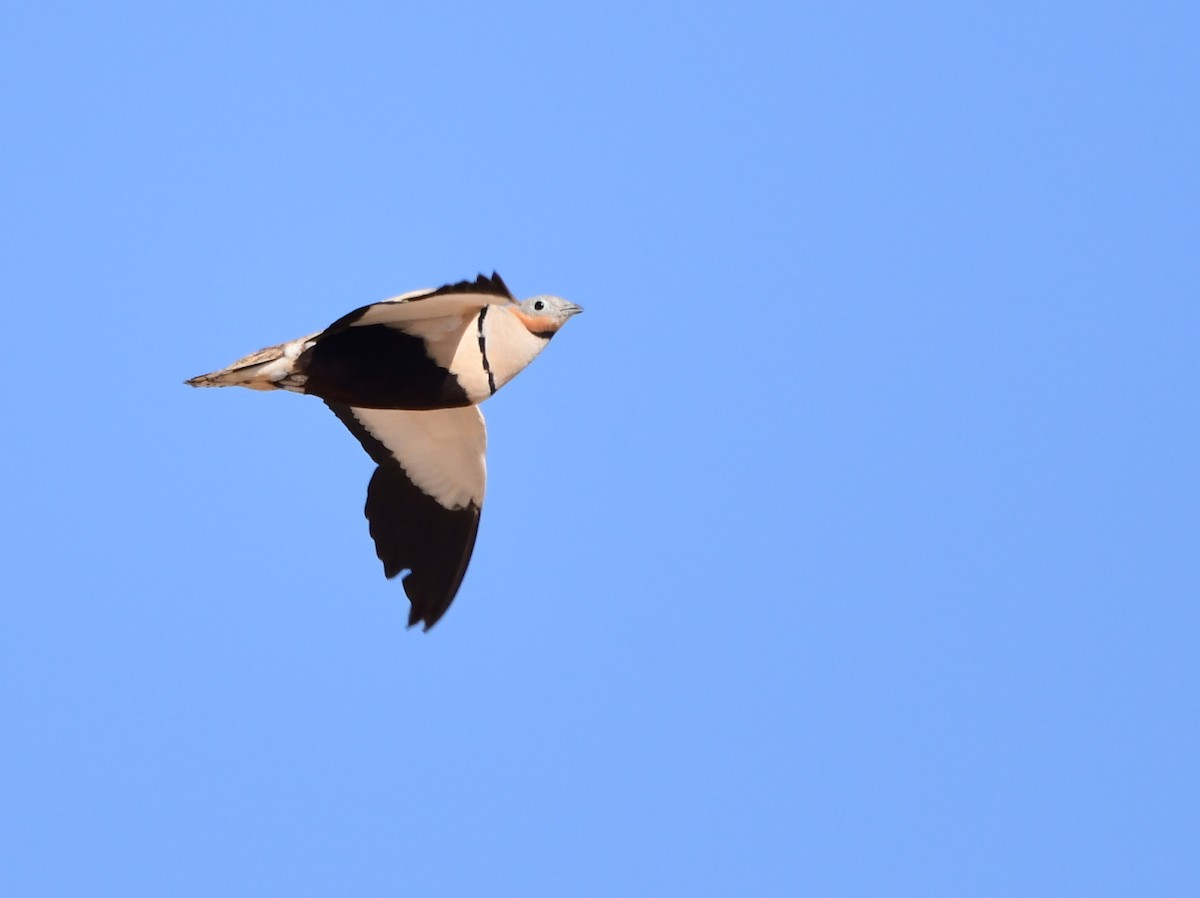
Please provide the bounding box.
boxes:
[2,1,1197,894]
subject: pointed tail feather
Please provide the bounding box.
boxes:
[185,334,315,391]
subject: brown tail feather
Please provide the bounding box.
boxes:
[185,335,314,391]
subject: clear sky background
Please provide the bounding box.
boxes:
[2,2,1197,895]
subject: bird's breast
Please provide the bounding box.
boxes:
[449,307,550,401]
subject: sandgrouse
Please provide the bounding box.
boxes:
[187,273,582,629]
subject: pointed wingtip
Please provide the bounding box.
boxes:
[406,607,438,632]
[488,271,512,298]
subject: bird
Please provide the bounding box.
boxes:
[186,272,582,630]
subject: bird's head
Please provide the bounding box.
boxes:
[511,295,584,339]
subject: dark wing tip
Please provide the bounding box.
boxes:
[486,271,511,298]
[406,595,436,632]
[429,272,512,300]
[364,464,481,632]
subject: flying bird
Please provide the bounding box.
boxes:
[187,273,582,629]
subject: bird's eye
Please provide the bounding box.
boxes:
[533,300,545,311]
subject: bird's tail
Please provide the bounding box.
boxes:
[185,334,315,391]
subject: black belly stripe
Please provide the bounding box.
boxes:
[477,308,497,396]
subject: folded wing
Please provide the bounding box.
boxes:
[326,402,487,630]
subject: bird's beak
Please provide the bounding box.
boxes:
[563,302,584,317]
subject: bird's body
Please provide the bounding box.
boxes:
[187,273,581,629]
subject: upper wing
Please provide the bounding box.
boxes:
[326,402,487,630]
[319,272,515,338]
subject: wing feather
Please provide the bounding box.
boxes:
[326,403,486,629]
[319,272,515,337]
